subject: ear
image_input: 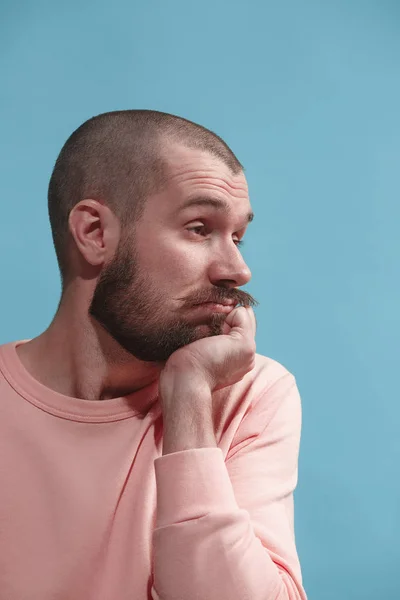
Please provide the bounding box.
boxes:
[68,199,120,267]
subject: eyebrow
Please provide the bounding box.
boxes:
[177,196,254,225]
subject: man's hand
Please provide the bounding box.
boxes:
[159,306,257,400]
[158,306,257,454]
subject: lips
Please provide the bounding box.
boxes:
[195,302,235,314]
[200,300,237,307]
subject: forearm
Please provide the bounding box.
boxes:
[161,386,217,455]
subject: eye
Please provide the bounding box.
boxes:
[187,225,244,247]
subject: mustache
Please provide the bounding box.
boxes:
[190,289,259,308]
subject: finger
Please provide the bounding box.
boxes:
[225,306,254,342]
[245,306,257,339]
[224,305,248,332]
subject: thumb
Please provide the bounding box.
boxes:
[224,306,250,337]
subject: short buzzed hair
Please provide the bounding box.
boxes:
[47,109,243,288]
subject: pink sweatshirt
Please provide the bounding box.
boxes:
[0,339,307,600]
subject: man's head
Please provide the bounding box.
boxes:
[48,110,258,363]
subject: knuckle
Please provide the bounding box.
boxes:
[244,343,256,359]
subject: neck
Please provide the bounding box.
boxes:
[16,294,161,401]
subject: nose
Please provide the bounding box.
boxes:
[208,246,252,289]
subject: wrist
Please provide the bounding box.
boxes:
[160,385,216,455]
[159,369,211,411]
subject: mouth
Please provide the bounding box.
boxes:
[195,299,237,307]
[193,302,236,314]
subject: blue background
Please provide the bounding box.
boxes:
[1,1,399,598]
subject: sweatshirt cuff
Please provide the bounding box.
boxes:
[153,448,239,528]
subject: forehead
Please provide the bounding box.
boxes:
[154,143,252,222]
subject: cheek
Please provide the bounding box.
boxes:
[137,225,207,287]
[145,239,202,279]
[169,244,207,282]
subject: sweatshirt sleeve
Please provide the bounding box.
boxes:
[151,373,307,600]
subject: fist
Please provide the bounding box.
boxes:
[159,306,257,395]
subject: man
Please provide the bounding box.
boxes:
[0,110,307,599]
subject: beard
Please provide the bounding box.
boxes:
[88,235,227,364]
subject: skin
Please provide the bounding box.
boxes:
[16,142,257,402]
